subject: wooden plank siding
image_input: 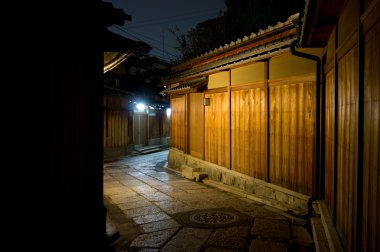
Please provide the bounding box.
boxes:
[231,87,266,179]
[362,18,380,252]
[269,79,315,196]
[103,110,129,148]
[325,70,335,212]
[336,46,358,251]
[104,109,107,147]
[205,92,230,168]
[149,112,160,139]
[170,96,186,151]
[188,93,205,159]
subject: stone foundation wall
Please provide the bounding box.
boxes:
[168,148,310,212]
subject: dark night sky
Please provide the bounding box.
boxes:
[104,0,227,61]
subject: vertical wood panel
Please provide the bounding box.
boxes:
[120,111,123,147]
[205,92,230,168]
[325,70,335,212]
[231,87,266,179]
[189,93,205,159]
[117,111,121,147]
[336,47,357,251]
[103,110,107,148]
[170,96,186,150]
[110,111,115,147]
[103,96,130,149]
[297,84,305,193]
[362,19,380,252]
[124,111,129,145]
[121,111,125,146]
[269,81,315,195]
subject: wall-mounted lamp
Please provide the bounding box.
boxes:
[136,103,146,111]
[203,98,210,106]
[166,108,171,117]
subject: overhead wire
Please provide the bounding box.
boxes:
[127,11,222,29]
[129,7,218,24]
[113,26,180,60]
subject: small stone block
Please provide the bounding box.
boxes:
[193,171,208,182]
[181,165,200,180]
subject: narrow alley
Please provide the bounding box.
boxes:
[104,150,315,252]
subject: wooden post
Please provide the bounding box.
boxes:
[265,60,270,182]
[229,69,232,169]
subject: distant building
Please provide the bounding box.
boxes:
[104,29,171,159]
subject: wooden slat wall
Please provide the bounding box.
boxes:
[231,87,266,179]
[149,113,160,139]
[170,96,186,151]
[103,110,129,148]
[133,113,148,145]
[362,19,380,252]
[336,47,357,251]
[205,92,230,168]
[104,110,107,147]
[325,70,335,212]
[103,96,129,148]
[189,93,204,159]
[162,110,170,137]
[269,81,315,196]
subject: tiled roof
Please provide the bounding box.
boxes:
[182,13,299,65]
[161,76,207,95]
[164,13,299,86]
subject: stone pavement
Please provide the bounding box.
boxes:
[104,150,315,252]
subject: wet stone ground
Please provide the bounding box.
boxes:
[104,150,315,252]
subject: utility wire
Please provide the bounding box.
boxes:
[127,11,222,29]
[128,8,220,26]
[114,26,179,58]
[126,28,177,49]
[113,26,180,60]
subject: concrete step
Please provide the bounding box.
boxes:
[134,144,169,154]
[181,164,208,182]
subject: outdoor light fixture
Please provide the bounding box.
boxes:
[166,108,171,117]
[136,103,146,111]
[203,98,210,106]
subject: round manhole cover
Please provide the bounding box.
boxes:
[189,210,239,225]
[175,208,253,228]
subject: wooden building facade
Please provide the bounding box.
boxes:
[164,0,379,250]
[164,13,322,201]
[301,0,380,251]
[103,93,170,158]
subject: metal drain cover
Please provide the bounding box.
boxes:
[174,208,253,228]
[189,210,239,225]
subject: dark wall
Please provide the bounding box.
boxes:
[46,1,104,250]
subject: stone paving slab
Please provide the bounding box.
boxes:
[118,199,152,210]
[292,225,314,248]
[249,238,288,252]
[139,218,181,233]
[123,205,161,218]
[133,211,172,224]
[206,226,250,250]
[161,227,212,252]
[251,218,290,240]
[204,248,243,252]
[129,228,178,248]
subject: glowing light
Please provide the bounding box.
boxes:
[166,108,171,117]
[136,103,146,111]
